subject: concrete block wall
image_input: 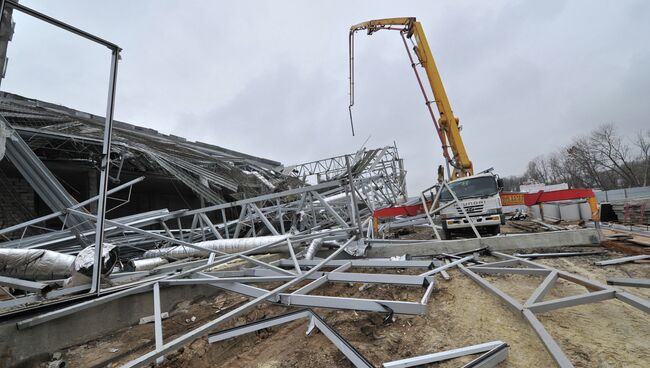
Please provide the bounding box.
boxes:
[0,175,35,231]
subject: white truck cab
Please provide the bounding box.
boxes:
[436,172,505,239]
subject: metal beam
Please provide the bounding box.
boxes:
[420,255,473,276]
[0,275,50,294]
[606,278,650,288]
[278,294,426,315]
[278,259,433,269]
[595,254,650,266]
[522,310,574,368]
[468,267,552,276]
[525,271,558,306]
[249,203,279,235]
[153,282,164,364]
[615,291,650,314]
[527,290,615,314]
[311,190,349,228]
[461,343,509,368]
[382,340,505,368]
[458,265,524,313]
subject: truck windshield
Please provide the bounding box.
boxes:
[439,177,498,202]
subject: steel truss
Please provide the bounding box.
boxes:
[10,236,477,367]
[460,252,650,368]
[282,145,407,209]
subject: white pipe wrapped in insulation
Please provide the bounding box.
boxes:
[125,257,169,271]
[304,238,323,260]
[0,243,118,281]
[0,249,75,280]
[143,234,290,260]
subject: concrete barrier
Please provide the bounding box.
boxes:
[365,229,600,258]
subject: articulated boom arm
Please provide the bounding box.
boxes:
[349,17,474,180]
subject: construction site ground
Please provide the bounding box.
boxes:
[59,231,650,368]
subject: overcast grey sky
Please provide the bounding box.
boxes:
[3,0,649,193]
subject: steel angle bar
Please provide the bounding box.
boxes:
[153,282,164,364]
[233,204,249,239]
[458,265,524,313]
[208,309,311,343]
[121,237,355,367]
[309,311,374,368]
[311,191,349,228]
[607,278,650,288]
[285,237,302,274]
[199,213,223,240]
[420,255,472,277]
[3,0,120,49]
[514,250,607,259]
[278,259,434,268]
[249,203,280,235]
[439,260,451,280]
[490,252,550,269]
[199,279,269,299]
[382,340,505,368]
[442,181,481,238]
[472,259,520,268]
[441,253,485,265]
[0,276,51,294]
[326,272,431,286]
[595,254,650,266]
[278,294,426,315]
[293,262,351,295]
[238,254,295,276]
[161,276,295,285]
[420,278,437,305]
[527,290,615,314]
[526,271,558,306]
[614,291,650,314]
[420,191,441,240]
[467,267,552,276]
[555,271,608,292]
[461,343,509,368]
[522,310,574,368]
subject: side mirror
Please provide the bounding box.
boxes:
[496,178,504,189]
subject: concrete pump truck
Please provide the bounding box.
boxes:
[349,17,504,239]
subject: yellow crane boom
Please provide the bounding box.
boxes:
[349,17,474,180]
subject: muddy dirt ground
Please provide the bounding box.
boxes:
[59,238,650,367]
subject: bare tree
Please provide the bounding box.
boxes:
[589,124,639,187]
[566,137,605,188]
[521,124,646,190]
[633,129,650,186]
[525,156,549,183]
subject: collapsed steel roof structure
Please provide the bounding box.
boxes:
[0,2,648,368]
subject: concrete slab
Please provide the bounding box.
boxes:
[365,229,600,258]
